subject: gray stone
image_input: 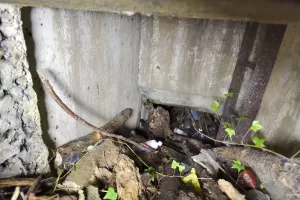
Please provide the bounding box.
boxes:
[0,4,49,178]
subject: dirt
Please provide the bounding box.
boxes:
[60,140,142,200]
[115,155,142,200]
[145,105,172,138]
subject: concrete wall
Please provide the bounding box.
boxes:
[27,8,141,146]
[25,8,246,147]
[24,7,300,154]
[257,23,300,156]
[139,16,245,111]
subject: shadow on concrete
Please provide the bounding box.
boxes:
[21,8,56,167]
[47,69,107,124]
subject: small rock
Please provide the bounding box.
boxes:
[115,155,142,200]
[146,105,172,138]
[86,185,101,200]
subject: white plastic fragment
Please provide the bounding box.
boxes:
[141,140,162,149]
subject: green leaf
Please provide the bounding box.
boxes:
[225,128,235,139]
[250,120,263,133]
[178,165,185,172]
[103,187,118,200]
[171,160,180,170]
[224,92,233,97]
[232,160,245,173]
[224,122,232,129]
[252,136,266,148]
[145,167,156,181]
[211,101,220,112]
[236,116,249,121]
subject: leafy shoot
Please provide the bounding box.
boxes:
[232,160,245,173]
[103,187,118,200]
[252,136,266,148]
[211,101,220,112]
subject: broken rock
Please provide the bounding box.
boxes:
[0,4,49,178]
[115,155,142,200]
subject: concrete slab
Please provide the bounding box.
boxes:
[139,16,246,110]
[28,8,141,146]
[257,23,300,156]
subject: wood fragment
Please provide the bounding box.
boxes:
[218,179,245,200]
[0,178,36,188]
[26,175,42,200]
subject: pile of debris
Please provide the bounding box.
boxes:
[0,76,299,200]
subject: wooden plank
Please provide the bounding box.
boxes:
[2,0,300,23]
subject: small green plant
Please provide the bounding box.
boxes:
[224,92,233,97]
[250,120,263,132]
[171,160,185,175]
[103,187,118,200]
[171,160,180,169]
[144,166,156,181]
[178,165,185,175]
[241,120,264,144]
[232,160,245,173]
[225,128,235,140]
[224,122,232,128]
[211,101,220,112]
[236,116,249,121]
[252,136,266,148]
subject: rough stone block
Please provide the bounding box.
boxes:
[0,4,49,178]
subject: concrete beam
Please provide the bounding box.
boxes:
[2,0,300,23]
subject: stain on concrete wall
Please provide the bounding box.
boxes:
[139,16,246,104]
[257,23,300,156]
[29,8,141,146]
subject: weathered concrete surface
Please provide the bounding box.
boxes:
[24,6,300,155]
[2,0,300,24]
[139,16,245,112]
[27,8,141,146]
[257,24,300,156]
[0,4,49,178]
